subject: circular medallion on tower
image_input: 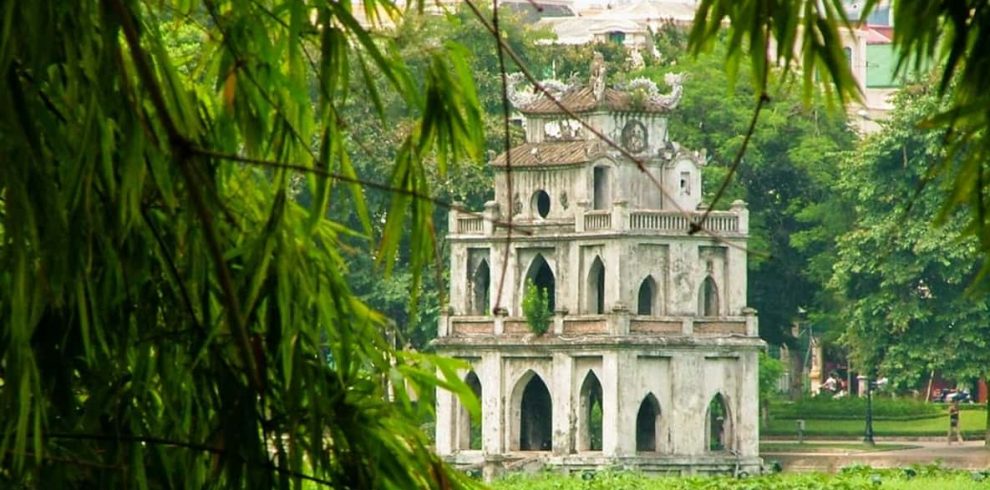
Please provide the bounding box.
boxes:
[621,120,648,153]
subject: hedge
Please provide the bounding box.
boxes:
[772,397,942,420]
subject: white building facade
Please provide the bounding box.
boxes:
[434,66,764,476]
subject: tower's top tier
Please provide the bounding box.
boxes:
[508,57,683,116]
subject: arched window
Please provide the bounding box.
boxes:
[532,190,551,219]
[517,373,553,451]
[455,371,483,450]
[707,393,731,451]
[525,254,555,312]
[698,276,719,317]
[470,260,490,315]
[577,371,603,451]
[593,166,611,210]
[637,276,656,315]
[587,256,605,314]
[636,393,661,452]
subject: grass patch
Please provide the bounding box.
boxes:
[763,410,986,437]
[759,442,917,453]
[489,466,990,489]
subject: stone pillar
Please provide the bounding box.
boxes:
[449,201,463,234]
[737,350,760,458]
[553,308,567,335]
[493,307,507,335]
[682,317,694,335]
[552,353,574,455]
[481,353,503,454]
[483,200,499,235]
[610,304,629,335]
[743,307,758,337]
[670,353,704,455]
[438,310,450,338]
[575,200,589,232]
[436,384,455,455]
[731,199,749,234]
[601,352,622,456]
[612,200,628,231]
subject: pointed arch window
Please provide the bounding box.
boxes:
[470,260,490,315]
[455,371,483,450]
[637,276,656,315]
[516,373,553,451]
[636,393,661,452]
[699,276,719,317]
[707,393,731,451]
[577,371,603,451]
[587,256,605,314]
[525,254,555,312]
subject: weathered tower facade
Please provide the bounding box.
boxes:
[434,65,763,475]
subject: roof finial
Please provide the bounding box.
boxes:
[589,52,606,102]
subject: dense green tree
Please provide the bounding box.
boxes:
[829,85,990,443]
[636,40,855,347]
[0,0,486,487]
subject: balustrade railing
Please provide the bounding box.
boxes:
[457,216,484,234]
[584,211,611,230]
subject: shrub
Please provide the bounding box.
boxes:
[772,397,942,420]
[522,279,552,335]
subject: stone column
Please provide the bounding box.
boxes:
[601,352,622,456]
[481,353,503,454]
[670,353,704,455]
[435,384,455,455]
[612,200,628,231]
[743,307,758,337]
[552,353,574,455]
[575,200,589,232]
[737,350,760,458]
[483,200,499,235]
[732,199,749,234]
[449,201,463,234]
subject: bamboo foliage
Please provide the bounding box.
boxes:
[0,0,482,488]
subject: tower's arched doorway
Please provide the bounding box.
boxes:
[637,276,656,315]
[707,393,731,451]
[699,276,719,317]
[577,371,603,451]
[515,372,553,451]
[636,393,661,452]
[470,259,490,315]
[525,254,555,312]
[587,256,605,314]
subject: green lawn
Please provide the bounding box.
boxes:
[763,410,986,437]
[489,469,990,490]
[760,442,917,453]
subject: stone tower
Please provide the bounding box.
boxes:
[434,67,763,476]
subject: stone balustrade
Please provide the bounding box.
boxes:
[439,313,753,338]
[448,200,749,236]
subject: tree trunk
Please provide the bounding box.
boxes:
[985,396,989,446]
[789,346,805,400]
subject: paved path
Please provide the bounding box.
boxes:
[763,440,990,472]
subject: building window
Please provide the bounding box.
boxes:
[679,171,691,196]
[587,256,605,314]
[518,373,553,451]
[455,371,483,450]
[532,190,551,219]
[607,31,626,45]
[636,393,661,452]
[525,254,555,312]
[637,276,655,315]
[707,393,730,451]
[578,371,603,451]
[470,259,490,315]
[699,276,719,317]
[593,167,611,210]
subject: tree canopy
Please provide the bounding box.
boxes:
[0,0,485,487]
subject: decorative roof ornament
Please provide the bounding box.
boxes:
[506,73,572,109]
[622,73,685,110]
[589,52,607,101]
